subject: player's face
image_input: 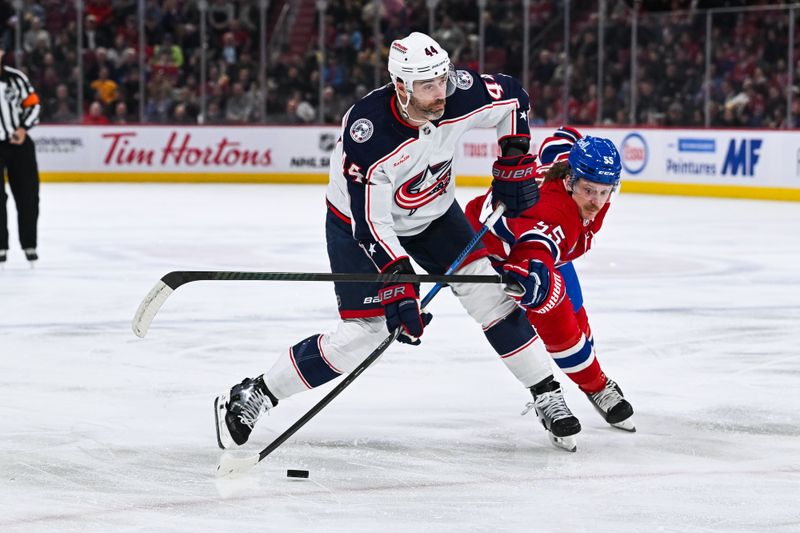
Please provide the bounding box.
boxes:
[409,74,448,120]
[569,178,614,220]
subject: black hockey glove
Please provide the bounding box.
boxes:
[491,154,540,217]
[379,257,433,345]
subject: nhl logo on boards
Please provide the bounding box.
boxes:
[319,133,336,152]
[456,70,473,90]
[350,119,374,143]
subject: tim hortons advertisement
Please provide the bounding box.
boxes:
[31,125,340,181]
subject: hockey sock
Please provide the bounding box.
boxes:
[549,334,607,394]
[484,308,553,388]
[265,319,387,399]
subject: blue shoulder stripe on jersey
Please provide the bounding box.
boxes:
[516,231,560,263]
[491,216,517,246]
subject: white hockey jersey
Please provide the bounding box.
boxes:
[325,69,531,271]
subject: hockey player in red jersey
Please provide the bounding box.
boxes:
[214,33,583,454]
[465,127,635,431]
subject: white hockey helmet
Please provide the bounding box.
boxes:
[388,32,456,97]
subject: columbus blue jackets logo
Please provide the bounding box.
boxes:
[456,70,473,90]
[350,119,374,143]
[394,159,453,214]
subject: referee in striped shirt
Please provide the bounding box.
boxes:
[0,35,41,264]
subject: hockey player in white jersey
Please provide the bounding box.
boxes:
[215,32,581,452]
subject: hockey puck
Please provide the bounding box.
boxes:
[287,469,309,479]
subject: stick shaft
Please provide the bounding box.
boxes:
[160,270,503,289]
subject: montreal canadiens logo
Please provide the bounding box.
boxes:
[350,118,374,143]
[456,70,473,90]
[394,159,452,214]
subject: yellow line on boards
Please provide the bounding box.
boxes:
[39,172,800,201]
[40,172,329,184]
[620,181,800,202]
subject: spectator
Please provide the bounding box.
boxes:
[83,14,112,50]
[83,100,110,124]
[145,79,173,122]
[205,100,223,124]
[151,49,179,83]
[23,17,51,53]
[220,31,237,65]
[45,83,76,120]
[111,101,130,124]
[224,81,254,123]
[172,102,194,124]
[154,32,184,69]
[50,99,78,123]
[90,66,119,106]
[84,0,112,25]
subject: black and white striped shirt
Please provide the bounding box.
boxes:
[0,66,40,141]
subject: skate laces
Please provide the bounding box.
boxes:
[521,389,573,421]
[590,380,623,413]
[236,387,272,429]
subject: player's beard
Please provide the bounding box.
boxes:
[411,96,446,121]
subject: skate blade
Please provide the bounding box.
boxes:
[549,433,577,452]
[610,417,636,432]
[214,395,234,450]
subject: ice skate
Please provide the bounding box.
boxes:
[24,248,37,267]
[586,378,635,432]
[523,378,581,452]
[214,375,278,449]
[0,250,6,268]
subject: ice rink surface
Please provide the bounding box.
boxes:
[1,183,798,532]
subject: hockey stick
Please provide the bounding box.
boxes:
[216,204,506,477]
[132,271,505,338]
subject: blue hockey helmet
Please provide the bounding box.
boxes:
[567,136,622,188]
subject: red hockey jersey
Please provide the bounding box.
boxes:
[465,176,610,270]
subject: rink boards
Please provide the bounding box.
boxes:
[30,125,800,201]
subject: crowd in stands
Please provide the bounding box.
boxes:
[1,0,797,128]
